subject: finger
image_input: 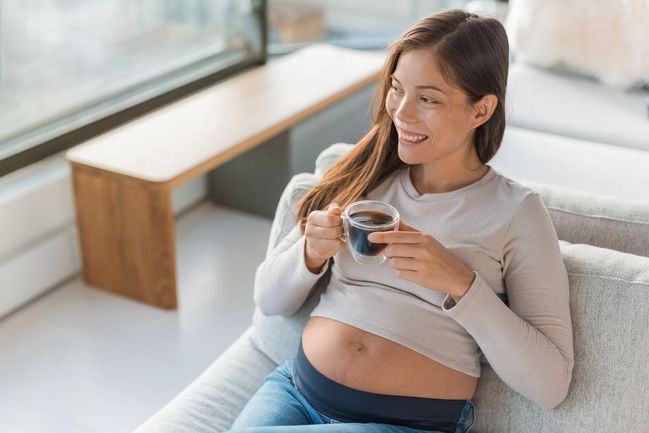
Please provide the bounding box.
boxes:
[325,213,343,227]
[310,238,344,253]
[398,220,420,232]
[368,230,422,244]
[383,244,418,258]
[311,211,342,228]
[306,224,344,240]
[328,202,342,215]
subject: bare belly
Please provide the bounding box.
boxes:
[302,317,477,400]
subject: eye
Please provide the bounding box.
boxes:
[420,96,438,105]
[390,84,404,95]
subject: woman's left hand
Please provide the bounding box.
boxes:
[368,221,475,299]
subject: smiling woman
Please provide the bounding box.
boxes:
[386,49,496,193]
[234,8,574,433]
[0,0,266,176]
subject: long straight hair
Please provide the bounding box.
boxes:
[296,10,509,229]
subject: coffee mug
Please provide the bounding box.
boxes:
[341,200,400,265]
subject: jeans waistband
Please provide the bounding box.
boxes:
[293,342,470,433]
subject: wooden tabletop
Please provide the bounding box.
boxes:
[66,44,386,186]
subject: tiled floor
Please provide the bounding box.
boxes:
[0,202,272,433]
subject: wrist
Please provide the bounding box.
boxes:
[304,242,327,274]
[451,270,476,300]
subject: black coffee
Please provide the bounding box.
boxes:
[348,210,395,256]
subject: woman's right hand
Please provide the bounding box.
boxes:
[304,203,346,273]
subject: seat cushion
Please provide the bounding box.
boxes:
[506,62,649,151]
[473,241,649,433]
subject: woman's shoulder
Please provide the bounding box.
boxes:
[488,169,558,239]
[487,168,544,218]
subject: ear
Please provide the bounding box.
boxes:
[470,94,498,129]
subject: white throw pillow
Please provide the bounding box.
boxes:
[505,0,649,89]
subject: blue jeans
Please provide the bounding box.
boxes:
[228,359,475,433]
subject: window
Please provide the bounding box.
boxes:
[0,0,266,176]
[267,0,505,54]
[268,0,457,54]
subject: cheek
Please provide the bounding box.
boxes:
[422,110,452,136]
[385,94,397,119]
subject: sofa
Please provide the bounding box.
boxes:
[130,0,649,426]
[133,114,649,432]
[506,61,649,153]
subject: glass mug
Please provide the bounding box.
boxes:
[341,200,400,265]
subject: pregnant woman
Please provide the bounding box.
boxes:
[229,9,574,433]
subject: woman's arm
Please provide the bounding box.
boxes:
[442,193,574,409]
[254,225,328,316]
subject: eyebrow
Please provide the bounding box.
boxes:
[390,75,446,94]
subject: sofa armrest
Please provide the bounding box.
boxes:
[133,328,276,433]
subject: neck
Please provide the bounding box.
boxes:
[411,157,488,194]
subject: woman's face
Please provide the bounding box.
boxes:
[385,48,480,166]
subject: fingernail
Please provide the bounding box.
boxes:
[368,233,376,242]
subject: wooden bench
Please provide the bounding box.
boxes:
[66,44,385,309]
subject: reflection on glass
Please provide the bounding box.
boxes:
[0,0,264,158]
[267,0,464,54]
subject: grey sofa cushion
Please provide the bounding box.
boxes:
[526,182,649,258]
[473,241,649,433]
[264,172,319,258]
[251,170,332,365]
[313,142,355,178]
[506,61,649,152]
[134,328,276,433]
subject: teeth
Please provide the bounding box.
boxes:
[402,133,427,142]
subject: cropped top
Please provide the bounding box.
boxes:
[254,165,574,409]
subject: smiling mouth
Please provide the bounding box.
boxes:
[396,127,429,143]
[399,133,428,143]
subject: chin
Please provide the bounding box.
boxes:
[397,144,424,165]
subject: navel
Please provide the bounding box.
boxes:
[351,342,365,352]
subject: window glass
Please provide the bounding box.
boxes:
[0,0,264,161]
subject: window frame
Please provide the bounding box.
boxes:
[0,0,268,177]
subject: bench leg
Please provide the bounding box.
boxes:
[71,164,177,309]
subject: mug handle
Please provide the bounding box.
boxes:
[339,214,348,243]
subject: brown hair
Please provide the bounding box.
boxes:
[296,9,509,229]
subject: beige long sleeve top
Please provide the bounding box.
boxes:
[254,165,574,409]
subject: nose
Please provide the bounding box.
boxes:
[394,96,417,124]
